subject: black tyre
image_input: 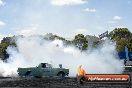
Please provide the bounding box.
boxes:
[34,76,42,78]
[79,76,86,84]
[25,71,32,77]
[57,72,65,77]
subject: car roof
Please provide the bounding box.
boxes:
[41,63,48,64]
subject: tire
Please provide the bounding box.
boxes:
[79,76,86,85]
[57,72,65,77]
[25,71,32,77]
[34,76,42,78]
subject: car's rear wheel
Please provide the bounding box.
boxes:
[25,71,32,77]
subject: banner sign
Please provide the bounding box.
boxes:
[99,31,108,39]
[84,74,130,83]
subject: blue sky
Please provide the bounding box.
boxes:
[0,0,132,37]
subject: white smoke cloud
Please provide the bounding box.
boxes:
[0,36,124,77]
[51,0,88,6]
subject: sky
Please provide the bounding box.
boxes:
[0,0,132,38]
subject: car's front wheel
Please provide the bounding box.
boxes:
[57,72,65,77]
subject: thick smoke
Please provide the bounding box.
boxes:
[0,36,124,77]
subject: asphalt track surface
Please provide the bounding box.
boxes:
[0,75,131,88]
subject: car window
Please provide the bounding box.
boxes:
[42,63,46,68]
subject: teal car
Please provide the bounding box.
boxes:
[17,63,69,77]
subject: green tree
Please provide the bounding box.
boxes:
[73,34,88,50]
[109,28,131,40]
[109,28,132,52]
[0,36,16,60]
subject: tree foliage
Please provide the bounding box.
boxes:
[0,37,16,60]
[73,34,88,50]
[85,35,100,48]
[0,28,132,60]
[109,28,132,52]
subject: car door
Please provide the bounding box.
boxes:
[41,64,51,76]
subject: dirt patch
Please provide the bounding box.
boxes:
[0,76,131,88]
